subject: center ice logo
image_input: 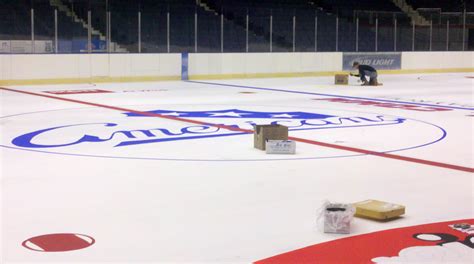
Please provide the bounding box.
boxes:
[11,108,405,149]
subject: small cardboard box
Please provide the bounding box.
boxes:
[265,140,296,154]
[335,74,349,85]
[354,199,405,220]
[254,124,288,150]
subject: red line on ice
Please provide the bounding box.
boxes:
[1,86,473,173]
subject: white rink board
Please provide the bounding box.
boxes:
[1,52,473,83]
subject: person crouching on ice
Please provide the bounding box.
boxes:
[350,61,378,86]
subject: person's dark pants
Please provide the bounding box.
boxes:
[367,71,378,85]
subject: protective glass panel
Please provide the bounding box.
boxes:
[89,0,107,53]
[0,0,32,51]
[56,0,88,53]
[431,13,447,51]
[110,0,138,53]
[358,12,376,52]
[395,14,412,51]
[248,7,270,52]
[378,13,395,51]
[272,8,293,52]
[141,2,167,53]
[170,5,195,53]
[338,14,356,52]
[222,6,246,52]
[316,11,337,51]
[33,0,55,53]
[467,14,474,51]
[197,5,220,52]
[295,9,316,52]
[414,23,430,51]
[447,14,463,51]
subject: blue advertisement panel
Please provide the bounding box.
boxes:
[58,39,107,53]
[343,52,402,71]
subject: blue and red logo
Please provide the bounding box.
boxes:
[1,105,446,161]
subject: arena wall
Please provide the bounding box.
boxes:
[0,54,182,85]
[188,53,342,79]
[0,52,473,85]
[401,52,474,71]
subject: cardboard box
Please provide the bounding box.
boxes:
[254,124,288,150]
[335,74,349,85]
[265,140,296,154]
[354,199,405,220]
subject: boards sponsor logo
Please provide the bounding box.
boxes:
[1,105,445,161]
[343,52,402,71]
[43,89,113,95]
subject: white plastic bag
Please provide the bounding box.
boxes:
[317,201,355,234]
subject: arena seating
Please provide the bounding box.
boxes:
[0,0,471,53]
[406,0,465,12]
[0,1,31,40]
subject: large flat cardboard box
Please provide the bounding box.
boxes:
[254,124,288,150]
[354,199,405,220]
[335,74,349,85]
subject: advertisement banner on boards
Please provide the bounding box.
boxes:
[0,40,54,53]
[0,40,11,53]
[343,52,402,71]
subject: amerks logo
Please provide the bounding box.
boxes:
[11,108,403,148]
[2,106,445,161]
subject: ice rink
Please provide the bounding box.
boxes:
[1,73,473,263]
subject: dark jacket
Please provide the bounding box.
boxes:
[359,64,376,76]
[357,65,377,81]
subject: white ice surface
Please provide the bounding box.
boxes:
[1,73,473,262]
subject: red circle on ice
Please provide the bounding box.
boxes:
[22,233,95,252]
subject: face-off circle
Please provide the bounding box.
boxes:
[22,233,95,252]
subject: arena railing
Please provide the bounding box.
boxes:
[0,1,472,54]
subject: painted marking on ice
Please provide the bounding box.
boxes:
[313,98,452,112]
[43,89,113,95]
[187,81,474,111]
[256,219,474,263]
[1,86,473,173]
[22,233,95,252]
[24,241,45,251]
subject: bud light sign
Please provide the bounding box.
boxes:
[343,52,402,71]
